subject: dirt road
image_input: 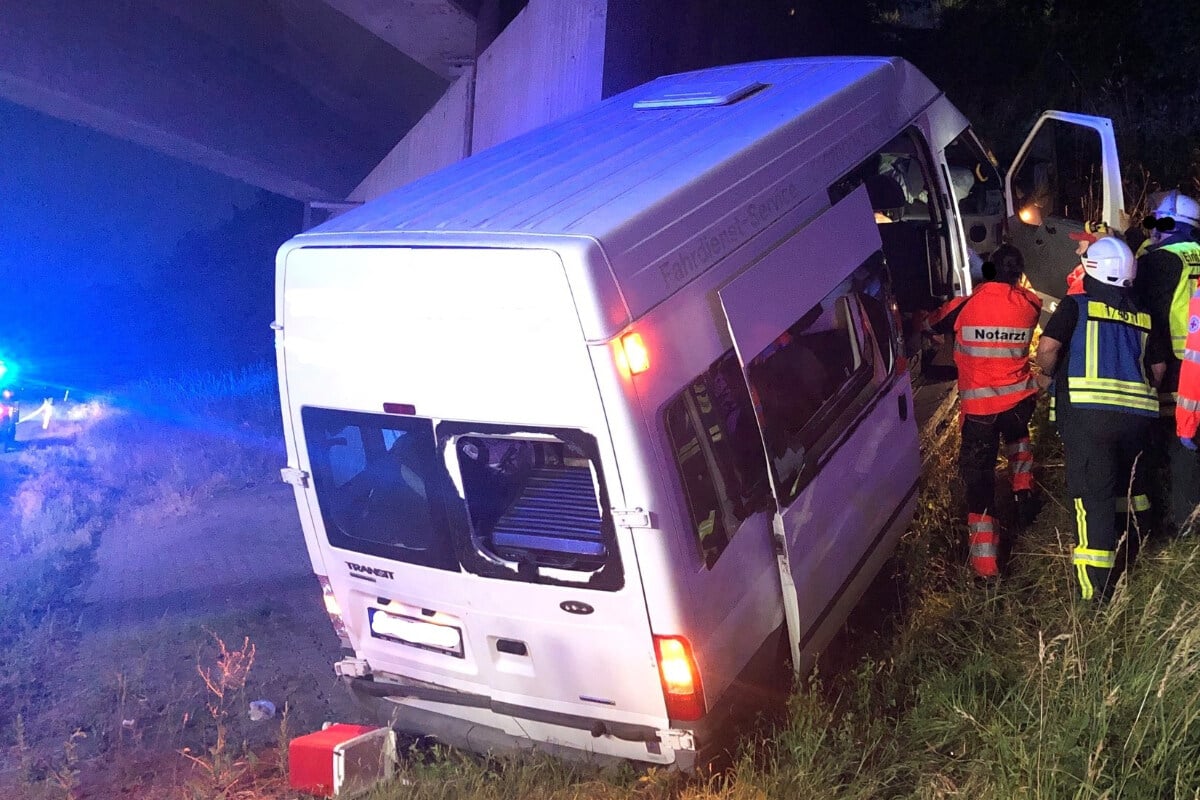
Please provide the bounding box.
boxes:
[6,481,367,798]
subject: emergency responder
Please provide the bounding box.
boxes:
[1133,191,1200,534]
[1175,285,1200,523]
[1066,223,1114,296]
[927,244,1041,578]
[1037,236,1167,602]
[1052,224,1114,426]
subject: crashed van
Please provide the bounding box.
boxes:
[274,56,1126,767]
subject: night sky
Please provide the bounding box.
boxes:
[0,98,301,394]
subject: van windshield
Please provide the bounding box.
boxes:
[301,408,623,590]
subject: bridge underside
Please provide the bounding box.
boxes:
[1,0,799,203]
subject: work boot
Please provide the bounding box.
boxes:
[1014,489,1040,527]
[968,513,1000,578]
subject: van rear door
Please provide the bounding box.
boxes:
[1005,111,1124,303]
[717,187,921,671]
[279,246,669,735]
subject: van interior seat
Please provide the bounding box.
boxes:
[490,465,606,568]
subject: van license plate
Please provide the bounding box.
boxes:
[368,608,464,658]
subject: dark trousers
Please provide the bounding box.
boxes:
[960,395,1037,516]
[1060,409,1152,601]
[1147,418,1200,533]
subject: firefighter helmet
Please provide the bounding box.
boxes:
[1082,236,1136,287]
[1152,191,1200,230]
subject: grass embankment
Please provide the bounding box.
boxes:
[0,366,283,795]
[369,403,1200,799]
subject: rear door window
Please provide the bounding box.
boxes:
[302,407,457,570]
[438,423,622,590]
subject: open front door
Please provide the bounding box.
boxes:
[1006,111,1124,304]
[718,187,922,674]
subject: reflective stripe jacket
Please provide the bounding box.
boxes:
[1064,295,1159,416]
[931,281,1041,415]
[1135,238,1200,361]
[1162,242,1200,359]
[1177,288,1200,439]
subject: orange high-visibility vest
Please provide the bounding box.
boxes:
[947,282,1042,415]
[1177,288,1200,440]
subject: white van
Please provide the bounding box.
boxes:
[274,57,1125,768]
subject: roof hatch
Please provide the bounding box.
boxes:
[632,80,766,109]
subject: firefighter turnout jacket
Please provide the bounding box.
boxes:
[1134,235,1200,414]
[930,281,1042,415]
[1177,288,1200,440]
[1060,296,1159,416]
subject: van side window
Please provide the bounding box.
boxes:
[664,351,770,568]
[851,251,899,375]
[747,284,879,504]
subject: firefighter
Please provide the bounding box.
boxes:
[927,244,1041,578]
[1133,191,1200,534]
[1053,224,1115,425]
[1065,222,1114,297]
[1036,236,1167,602]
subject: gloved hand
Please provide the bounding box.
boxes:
[1181,436,1198,452]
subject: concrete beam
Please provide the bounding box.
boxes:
[320,0,478,78]
[148,0,446,137]
[0,0,444,200]
[472,0,607,152]
[349,69,474,202]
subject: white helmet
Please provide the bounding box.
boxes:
[1083,236,1136,287]
[1153,190,1200,230]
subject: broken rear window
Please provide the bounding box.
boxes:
[440,423,623,590]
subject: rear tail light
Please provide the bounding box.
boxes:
[654,635,705,721]
[317,575,351,646]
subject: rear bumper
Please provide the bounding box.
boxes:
[346,676,697,769]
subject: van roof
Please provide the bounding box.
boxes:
[294,57,942,329]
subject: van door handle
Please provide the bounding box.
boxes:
[898,393,908,421]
